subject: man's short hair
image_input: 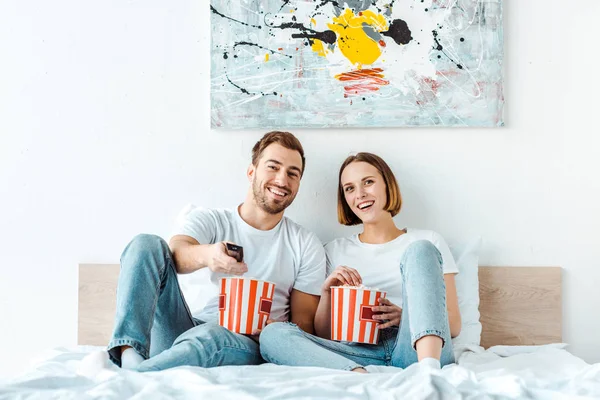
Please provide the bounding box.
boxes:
[252,131,306,175]
[337,152,402,226]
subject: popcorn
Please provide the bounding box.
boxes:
[334,284,380,291]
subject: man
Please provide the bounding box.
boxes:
[107,131,325,371]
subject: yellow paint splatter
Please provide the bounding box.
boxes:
[265,53,270,62]
[311,39,327,57]
[309,19,328,58]
[327,9,388,67]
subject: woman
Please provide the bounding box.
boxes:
[259,152,461,372]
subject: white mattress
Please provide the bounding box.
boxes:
[1,344,599,399]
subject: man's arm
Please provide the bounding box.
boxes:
[169,235,248,275]
[444,274,462,338]
[289,289,320,335]
[169,235,210,274]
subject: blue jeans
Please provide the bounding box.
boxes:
[107,234,263,371]
[260,240,454,370]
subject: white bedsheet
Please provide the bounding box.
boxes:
[1,344,599,399]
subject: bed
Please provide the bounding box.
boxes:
[2,265,599,399]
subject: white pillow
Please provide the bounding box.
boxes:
[449,236,483,348]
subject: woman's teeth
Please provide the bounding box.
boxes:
[358,201,374,210]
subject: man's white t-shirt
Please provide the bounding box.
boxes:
[174,206,326,323]
[324,229,458,308]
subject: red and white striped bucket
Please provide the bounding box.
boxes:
[331,286,387,344]
[218,277,276,334]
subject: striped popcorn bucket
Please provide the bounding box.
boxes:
[218,277,276,335]
[331,286,387,345]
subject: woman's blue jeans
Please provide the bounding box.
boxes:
[107,234,263,371]
[260,240,455,371]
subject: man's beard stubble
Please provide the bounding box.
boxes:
[252,177,294,215]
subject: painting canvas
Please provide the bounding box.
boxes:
[211,0,504,128]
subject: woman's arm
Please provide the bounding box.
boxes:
[444,274,462,338]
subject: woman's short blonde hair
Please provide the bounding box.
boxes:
[337,152,402,226]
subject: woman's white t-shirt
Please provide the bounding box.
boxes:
[324,229,458,308]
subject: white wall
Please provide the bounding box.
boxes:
[1,1,599,379]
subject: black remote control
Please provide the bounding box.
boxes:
[225,243,244,262]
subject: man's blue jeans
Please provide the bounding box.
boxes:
[259,240,455,370]
[107,234,263,371]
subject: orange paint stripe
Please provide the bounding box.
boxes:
[228,279,237,331]
[219,278,226,326]
[358,290,370,343]
[347,288,357,342]
[335,68,385,80]
[245,279,258,334]
[235,278,244,332]
[338,74,387,83]
[336,288,343,342]
[330,288,336,340]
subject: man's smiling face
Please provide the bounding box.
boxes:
[250,143,303,215]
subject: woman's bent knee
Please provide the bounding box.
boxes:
[406,240,439,257]
[401,240,442,271]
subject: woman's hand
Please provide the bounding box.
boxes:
[372,298,402,329]
[321,266,362,294]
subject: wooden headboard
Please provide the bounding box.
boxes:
[78,265,562,348]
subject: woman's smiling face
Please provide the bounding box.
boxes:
[340,161,388,224]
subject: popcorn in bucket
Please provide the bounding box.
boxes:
[218,277,275,334]
[331,286,387,344]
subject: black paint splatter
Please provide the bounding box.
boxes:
[382,19,412,45]
[233,41,293,58]
[226,74,277,97]
[268,22,337,45]
[313,0,341,12]
[210,5,262,29]
[278,0,292,12]
[432,30,463,70]
[292,29,337,45]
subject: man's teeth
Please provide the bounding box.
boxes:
[269,188,286,196]
[358,201,374,209]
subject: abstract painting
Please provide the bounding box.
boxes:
[211,0,504,128]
